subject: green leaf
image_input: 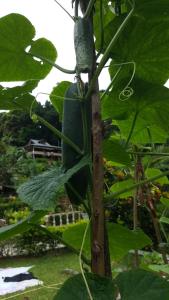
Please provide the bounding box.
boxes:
[0,92,37,111]
[0,80,38,111]
[108,223,152,261]
[62,222,91,257]
[145,168,169,184]
[159,216,169,225]
[103,68,169,140]
[133,0,169,21]
[103,138,131,166]
[160,197,169,208]
[17,155,91,211]
[0,14,57,81]
[0,211,45,241]
[110,179,134,198]
[148,265,169,275]
[50,81,71,120]
[62,222,151,262]
[54,273,116,300]
[116,269,169,300]
[104,13,169,84]
[148,264,169,275]
[117,116,168,144]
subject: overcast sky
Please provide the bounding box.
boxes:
[0,0,110,104]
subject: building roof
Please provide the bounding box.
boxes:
[25,139,61,150]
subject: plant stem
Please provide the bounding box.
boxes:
[85,1,135,99]
[34,114,83,155]
[96,0,104,60]
[53,0,74,21]
[105,170,169,202]
[146,195,168,264]
[27,53,76,74]
[100,66,122,101]
[129,152,169,157]
[125,111,138,147]
[84,0,96,19]
[85,8,112,277]
[133,158,139,268]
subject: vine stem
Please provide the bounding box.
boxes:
[129,152,169,157]
[27,53,76,74]
[84,0,96,19]
[96,0,104,60]
[33,114,83,155]
[125,111,138,147]
[53,0,74,21]
[85,0,135,99]
[105,170,169,202]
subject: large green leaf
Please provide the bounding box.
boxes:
[103,138,131,166]
[110,179,135,198]
[148,264,169,275]
[0,80,38,111]
[54,273,115,300]
[0,13,57,81]
[62,222,151,262]
[17,155,91,211]
[50,81,71,120]
[160,197,169,208]
[102,12,169,84]
[0,211,45,241]
[116,269,169,300]
[102,70,169,140]
[159,216,169,225]
[108,223,152,261]
[0,92,36,111]
[145,168,169,185]
[133,0,169,21]
[117,116,168,144]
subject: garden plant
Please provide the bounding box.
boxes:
[1,0,169,299]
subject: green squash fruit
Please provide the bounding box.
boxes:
[74,17,94,73]
[62,83,91,204]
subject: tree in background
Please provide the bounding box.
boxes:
[0,101,61,146]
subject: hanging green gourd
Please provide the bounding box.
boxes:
[74,17,94,73]
[62,82,91,204]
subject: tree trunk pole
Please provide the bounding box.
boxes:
[79,0,112,277]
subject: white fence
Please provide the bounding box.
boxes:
[44,211,88,226]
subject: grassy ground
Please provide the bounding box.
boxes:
[0,250,80,300]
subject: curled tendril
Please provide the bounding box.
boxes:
[117,61,136,102]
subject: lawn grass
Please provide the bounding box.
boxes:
[0,250,80,300]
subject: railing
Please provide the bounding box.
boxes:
[44,211,88,227]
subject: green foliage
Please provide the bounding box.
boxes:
[50,81,71,120]
[17,155,91,210]
[99,2,169,84]
[116,269,169,300]
[54,273,115,300]
[0,80,38,111]
[0,101,61,146]
[103,138,131,166]
[4,207,30,224]
[110,179,134,198]
[0,211,46,242]
[145,168,169,185]
[62,222,151,261]
[0,13,57,81]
